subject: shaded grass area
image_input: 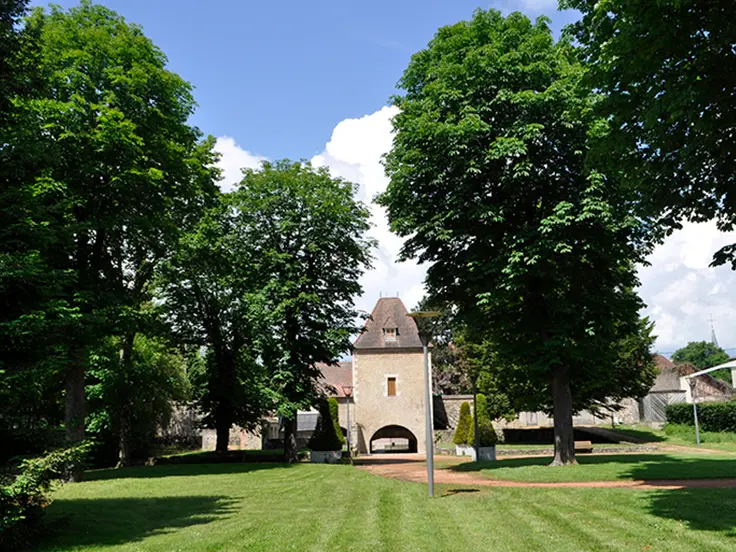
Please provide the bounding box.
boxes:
[40,462,736,552]
[453,453,736,482]
[155,448,308,465]
[613,424,736,453]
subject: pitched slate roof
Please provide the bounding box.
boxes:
[316,361,353,397]
[353,297,423,350]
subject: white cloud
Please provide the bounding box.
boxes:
[312,106,428,316]
[497,0,558,14]
[519,0,558,9]
[219,110,736,357]
[639,221,736,355]
[214,136,267,192]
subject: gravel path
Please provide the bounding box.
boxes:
[356,453,736,490]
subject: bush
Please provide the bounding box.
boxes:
[468,394,498,447]
[453,402,472,445]
[0,444,88,550]
[666,401,736,433]
[308,399,343,451]
[328,398,346,446]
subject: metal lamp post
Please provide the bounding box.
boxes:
[407,310,440,498]
[342,385,354,461]
[688,378,701,447]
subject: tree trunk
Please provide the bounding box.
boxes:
[65,347,87,481]
[117,409,132,468]
[117,335,136,468]
[215,406,231,452]
[551,365,577,466]
[283,417,298,464]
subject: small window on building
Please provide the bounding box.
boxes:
[384,327,398,342]
[387,377,397,396]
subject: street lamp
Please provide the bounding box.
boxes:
[341,385,354,461]
[407,310,440,498]
[687,378,701,447]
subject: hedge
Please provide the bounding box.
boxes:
[666,401,736,433]
[1,444,88,550]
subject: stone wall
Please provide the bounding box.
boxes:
[434,395,473,430]
[201,426,262,451]
[434,395,644,431]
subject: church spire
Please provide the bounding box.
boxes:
[710,314,719,348]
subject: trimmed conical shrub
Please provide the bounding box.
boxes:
[309,399,344,451]
[328,398,346,446]
[453,401,473,445]
[468,393,498,446]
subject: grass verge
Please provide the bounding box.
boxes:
[453,452,736,482]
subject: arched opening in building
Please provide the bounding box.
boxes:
[369,425,418,453]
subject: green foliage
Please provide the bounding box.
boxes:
[308,399,344,452]
[468,394,498,447]
[11,0,219,446]
[672,342,730,382]
[231,160,373,461]
[86,335,191,466]
[328,398,346,446]
[0,443,88,550]
[563,0,736,267]
[453,402,473,445]
[666,402,736,433]
[378,10,655,464]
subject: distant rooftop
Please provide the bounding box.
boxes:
[316,361,353,397]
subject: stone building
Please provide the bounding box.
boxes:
[349,297,430,454]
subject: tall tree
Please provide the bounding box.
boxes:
[232,161,374,463]
[378,10,656,465]
[17,1,218,465]
[562,0,736,266]
[0,0,72,453]
[160,200,267,453]
[672,341,730,382]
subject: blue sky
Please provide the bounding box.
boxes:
[31,1,736,354]
[36,0,575,161]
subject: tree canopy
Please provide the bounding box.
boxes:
[562,0,736,266]
[672,341,731,382]
[379,9,656,465]
[231,160,374,462]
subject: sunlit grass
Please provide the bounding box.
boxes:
[39,461,736,552]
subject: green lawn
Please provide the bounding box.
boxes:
[614,424,736,453]
[438,442,646,454]
[39,461,736,552]
[453,452,736,482]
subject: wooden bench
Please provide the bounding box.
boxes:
[574,440,593,454]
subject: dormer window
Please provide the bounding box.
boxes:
[383,327,398,342]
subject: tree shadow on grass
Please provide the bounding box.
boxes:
[646,488,736,536]
[41,495,237,549]
[451,454,736,481]
[609,427,667,443]
[85,461,295,481]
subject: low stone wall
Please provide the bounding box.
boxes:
[201,426,262,451]
[434,395,473,430]
[435,394,643,431]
